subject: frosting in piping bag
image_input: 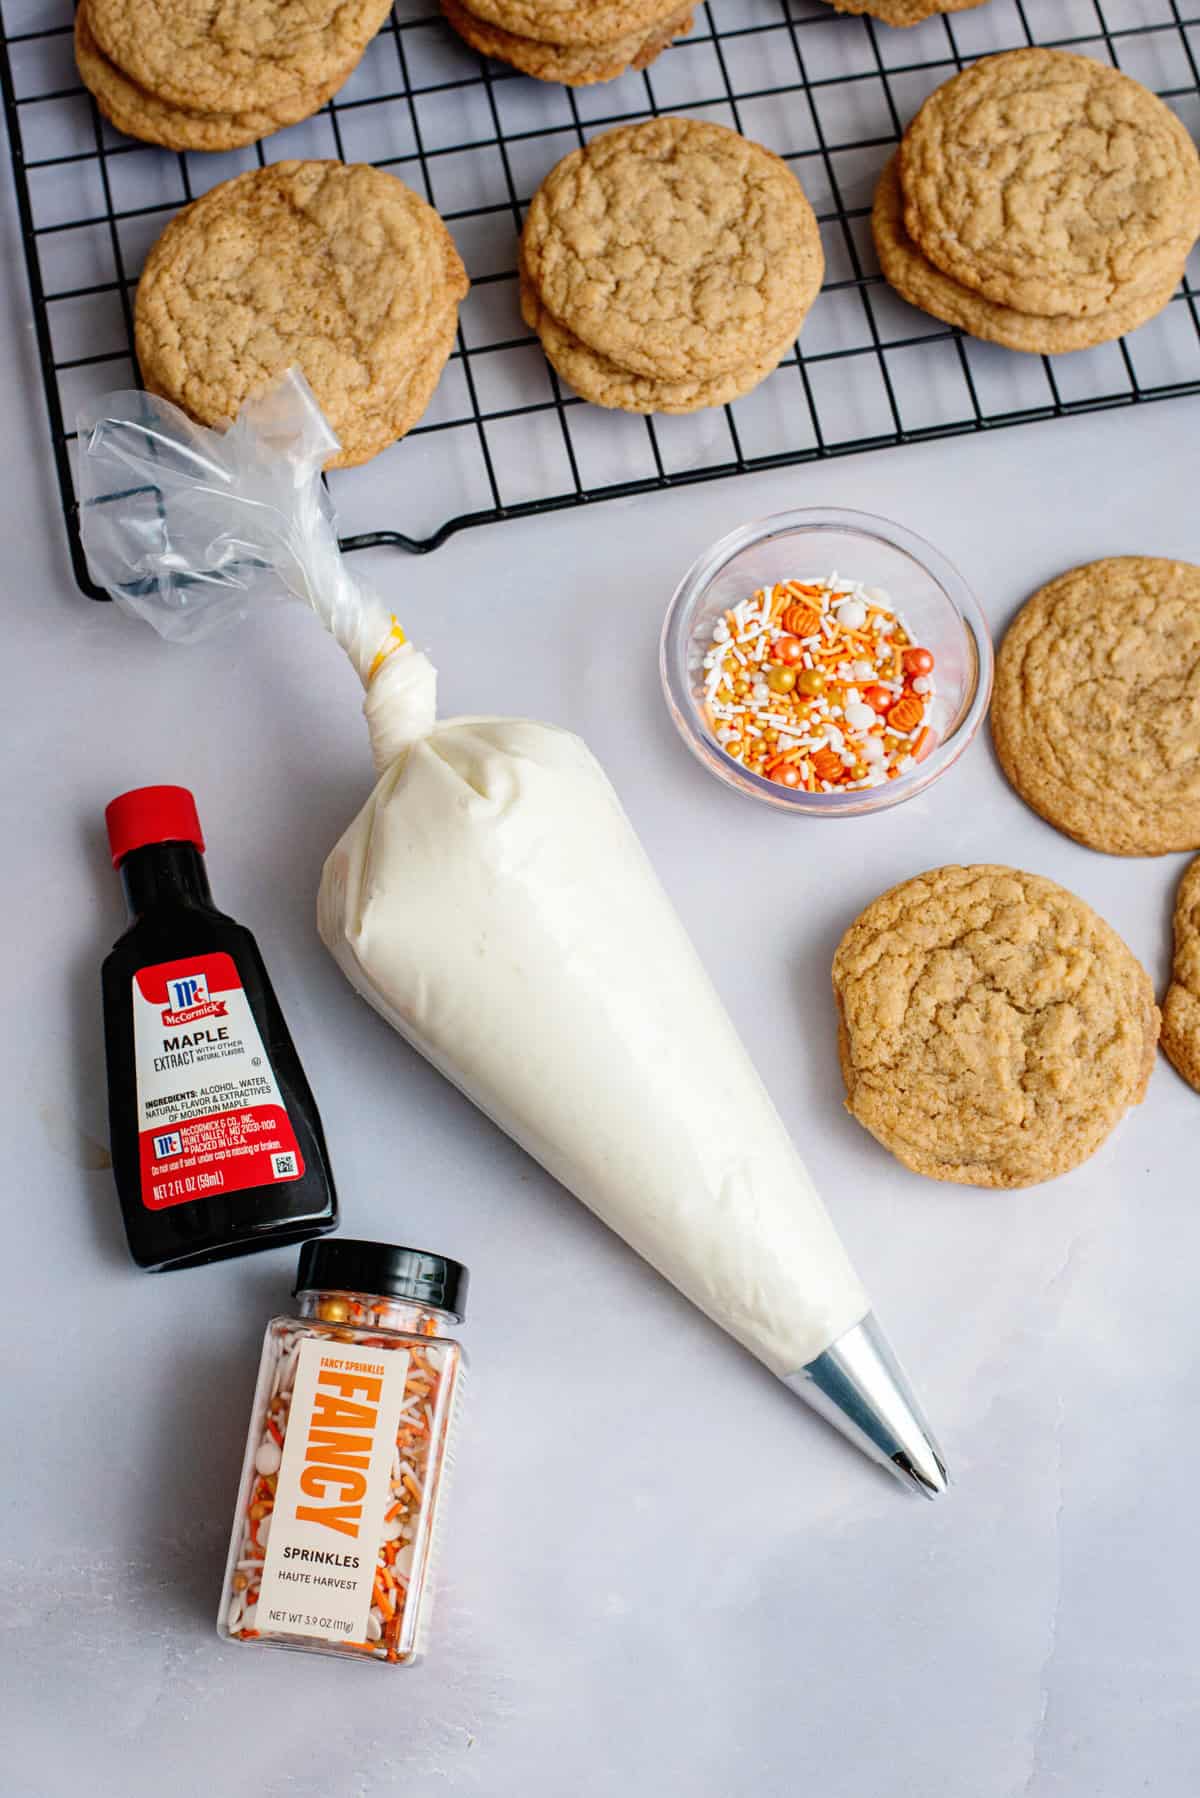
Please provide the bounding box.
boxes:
[322,641,868,1375]
[77,371,870,1378]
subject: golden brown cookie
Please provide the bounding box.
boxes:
[75,2,344,152]
[521,117,824,386]
[872,158,1185,353]
[302,310,462,466]
[87,0,393,116]
[1161,856,1200,1090]
[520,268,798,410]
[457,0,686,43]
[992,558,1200,857]
[832,865,1159,1188]
[441,0,692,84]
[141,313,459,467]
[823,0,986,24]
[900,49,1200,318]
[135,162,467,470]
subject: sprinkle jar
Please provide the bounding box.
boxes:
[218,1238,467,1665]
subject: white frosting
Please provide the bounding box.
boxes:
[362,641,438,772]
[319,653,868,1376]
[77,364,871,1379]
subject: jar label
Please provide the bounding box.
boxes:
[256,1335,412,1644]
[131,953,304,1209]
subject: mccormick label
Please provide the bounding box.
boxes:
[131,954,303,1209]
[256,1337,411,1642]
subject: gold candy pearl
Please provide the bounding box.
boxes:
[318,1296,351,1323]
[766,666,796,695]
[794,668,826,697]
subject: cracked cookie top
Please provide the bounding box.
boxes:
[871,156,1183,354]
[74,1,342,151]
[992,557,1200,857]
[825,0,988,24]
[135,162,467,466]
[462,0,687,46]
[86,0,393,114]
[900,49,1200,318]
[1162,856,1200,1091]
[521,116,824,383]
[832,865,1158,1187]
[440,0,692,81]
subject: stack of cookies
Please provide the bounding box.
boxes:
[874,49,1200,354]
[519,118,824,414]
[135,161,469,468]
[76,0,393,152]
[823,0,986,26]
[441,0,694,87]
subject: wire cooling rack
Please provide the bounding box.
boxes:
[3,0,1200,598]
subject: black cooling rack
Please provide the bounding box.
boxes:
[3,0,1200,599]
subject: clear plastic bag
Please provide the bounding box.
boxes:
[78,369,392,684]
[77,370,433,767]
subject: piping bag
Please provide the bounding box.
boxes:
[79,372,947,1496]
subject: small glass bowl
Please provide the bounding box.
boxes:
[660,506,993,816]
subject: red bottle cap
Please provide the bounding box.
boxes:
[105,786,205,867]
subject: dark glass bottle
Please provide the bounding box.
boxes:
[101,785,337,1271]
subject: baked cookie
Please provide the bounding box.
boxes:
[823,0,987,24]
[457,0,687,42]
[135,162,467,469]
[992,558,1200,857]
[521,117,824,389]
[872,158,1184,353]
[441,0,692,84]
[832,865,1159,1188]
[86,0,393,116]
[900,49,1200,318]
[143,310,463,467]
[75,2,343,152]
[519,267,797,410]
[1161,856,1200,1090]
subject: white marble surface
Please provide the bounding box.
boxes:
[4,98,1200,1798]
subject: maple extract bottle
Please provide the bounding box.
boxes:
[102,785,337,1271]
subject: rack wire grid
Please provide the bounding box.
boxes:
[3,0,1199,599]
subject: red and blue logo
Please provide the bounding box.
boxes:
[167,972,208,1012]
[161,970,227,1027]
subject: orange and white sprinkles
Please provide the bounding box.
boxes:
[225,1300,454,1663]
[700,575,938,791]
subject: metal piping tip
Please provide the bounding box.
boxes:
[783,1312,949,1498]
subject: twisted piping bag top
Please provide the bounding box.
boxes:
[362,633,438,772]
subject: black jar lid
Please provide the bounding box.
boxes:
[296,1238,468,1321]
